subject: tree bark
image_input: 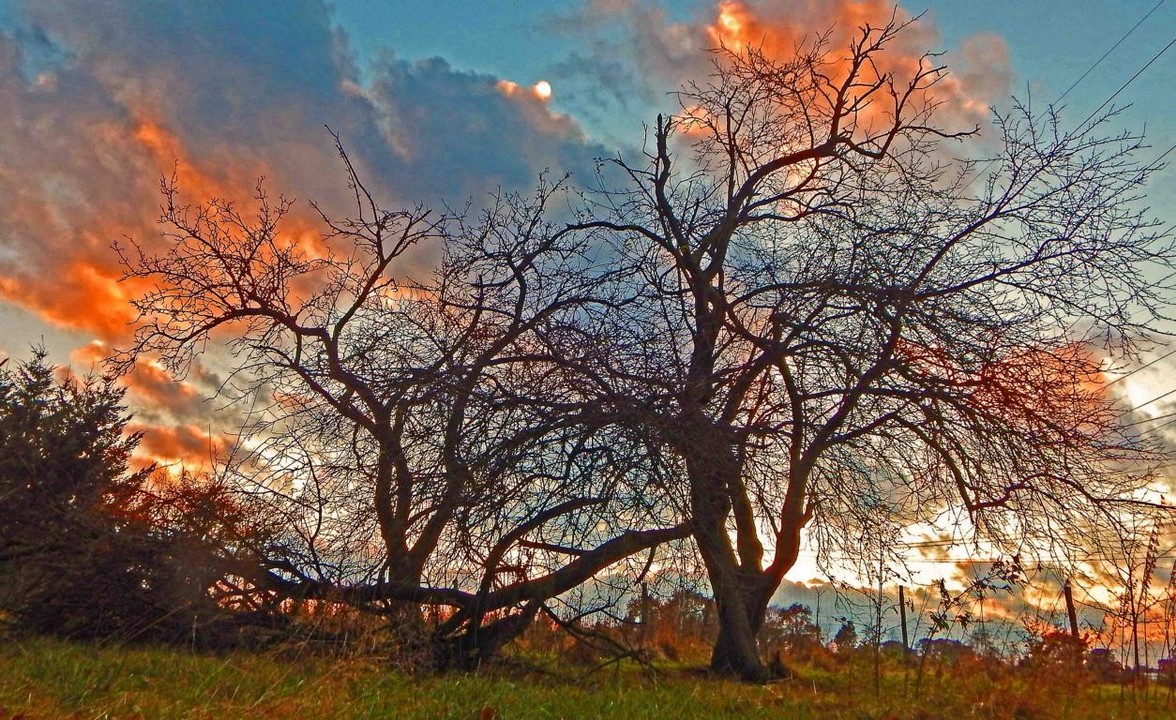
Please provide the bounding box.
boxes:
[706,567,776,681]
[682,428,807,681]
[683,420,773,681]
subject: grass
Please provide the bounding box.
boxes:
[2,637,1176,719]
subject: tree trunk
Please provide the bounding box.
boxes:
[680,413,781,681]
[434,603,540,672]
[692,490,799,682]
[689,457,772,681]
[707,569,776,681]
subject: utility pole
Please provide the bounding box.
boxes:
[639,581,650,650]
[1064,580,1079,640]
[899,585,909,653]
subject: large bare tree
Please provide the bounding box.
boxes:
[566,19,1174,679]
[120,17,1173,681]
[118,151,687,669]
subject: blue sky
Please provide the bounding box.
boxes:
[0,0,1172,472]
[333,1,1176,148]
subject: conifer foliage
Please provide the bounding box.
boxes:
[0,351,207,641]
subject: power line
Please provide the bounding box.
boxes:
[1119,385,1176,417]
[1148,139,1176,169]
[1105,347,1176,387]
[1077,32,1176,132]
[1138,414,1176,437]
[1055,0,1167,104]
[1025,23,1176,410]
[1067,15,1176,418]
[898,538,975,548]
[1105,343,1176,429]
[1119,408,1176,428]
[959,5,1175,194]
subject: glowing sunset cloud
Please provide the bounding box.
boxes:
[498,78,555,102]
[700,0,1011,132]
[128,422,231,471]
[65,340,240,471]
[132,116,264,205]
[709,0,751,52]
[0,261,140,342]
[0,1,602,375]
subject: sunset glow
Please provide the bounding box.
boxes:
[710,0,750,50]
[1,0,1175,699]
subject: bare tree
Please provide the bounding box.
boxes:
[117,147,688,669]
[118,15,1172,680]
[567,17,1173,679]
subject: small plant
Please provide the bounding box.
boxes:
[915,556,1024,693]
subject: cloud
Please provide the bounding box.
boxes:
[554,0,1011,137]
[0,0,1010,353]
[0,0,1023,502]
[129,421,231,471]
[0,262,139,342]
[549,0,711,115]
[0,0,607,351]
[66,340,242,471]
[364,55,600,202]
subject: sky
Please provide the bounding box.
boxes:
[1,0,1175,638]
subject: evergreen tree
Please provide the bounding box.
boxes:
[0,350,191,640]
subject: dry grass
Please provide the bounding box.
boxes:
[1,637,1175,719]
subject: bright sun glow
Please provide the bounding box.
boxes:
[710,0,750,50]
[533,80,552,100]
[719,7,742,33]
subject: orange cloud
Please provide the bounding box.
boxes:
[702,0,1009,133]
[0,260,141,342]
[134,114,341,278]
[0,103,339,349]
[122,359,212,421]
[131,115,282,209]
[0,106,268,346]
[130,421,231,471]
[0,2,617,509]
[134,117,236,203]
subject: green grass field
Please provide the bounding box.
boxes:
[2,637,1175,719]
